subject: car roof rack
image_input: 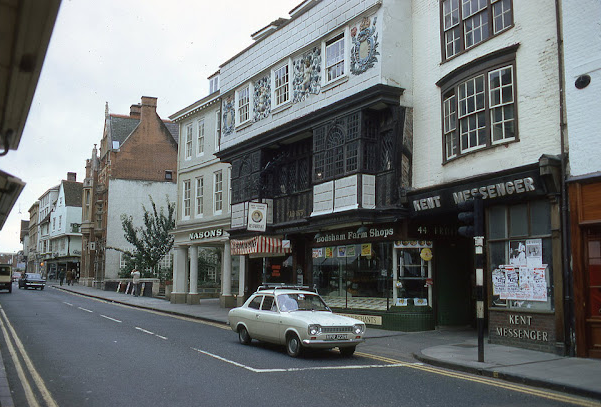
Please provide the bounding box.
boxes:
[256,283,317,293]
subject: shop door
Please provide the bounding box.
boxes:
[585,229,601,358]
[435,241,473,326]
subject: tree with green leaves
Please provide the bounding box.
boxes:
[111,195,175,281]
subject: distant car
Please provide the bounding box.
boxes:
[18,273,46,290]
[228,285,366,357]
[0,264,12,293]
[12,272,21,282]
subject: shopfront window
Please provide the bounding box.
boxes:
[312,242,393,310]
[487,199,554,310]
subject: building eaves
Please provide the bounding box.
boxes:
[169,93,220,122]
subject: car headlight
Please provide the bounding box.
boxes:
[353,324,365,335]
[308,324,322,335]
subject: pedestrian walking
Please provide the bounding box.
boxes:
[66,269,74,286]
[131,268,141,297]
[59,269,65,286]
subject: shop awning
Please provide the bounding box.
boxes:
[230,236,292,256]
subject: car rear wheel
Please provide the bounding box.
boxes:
[339,346,356,357]
[286,333,303,357]
[238,326,251,345]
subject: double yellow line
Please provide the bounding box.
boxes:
[0,305,58,407]
[357,351,601,407]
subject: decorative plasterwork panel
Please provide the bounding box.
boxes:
[293,47,322,103]
[350,16,379,75]
[253,76,271,122]
[222,95,235,136]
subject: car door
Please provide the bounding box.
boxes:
[254,295,282,344]
[244,295,264,339]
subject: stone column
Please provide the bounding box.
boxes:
[237,255,246,306]
[220,240,234,307]
[171,245,188,304]
[187,245,201,305]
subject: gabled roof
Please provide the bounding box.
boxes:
[109,114,178,146]
[62,181,83,208]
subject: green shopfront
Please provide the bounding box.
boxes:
[310,225,436,331]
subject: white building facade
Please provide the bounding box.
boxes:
[408,0,566,354]
[170,80,237,306]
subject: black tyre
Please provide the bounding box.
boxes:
[40,286,44,290]
[238,326,251,345]
[8,285,11,293]
[286,333,303,357]
[339,346,356,357]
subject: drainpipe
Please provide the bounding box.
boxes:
[555,0,574,356]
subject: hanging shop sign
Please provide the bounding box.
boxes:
[189,229,224,241]
[408,169,543,215]
[247,202,267,232]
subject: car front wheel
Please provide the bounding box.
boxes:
[339,346,356,357]
[238,326,251,345]
[286,333,303,357]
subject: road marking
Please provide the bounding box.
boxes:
[100,315,122,323]
[0,306,59,407]
[191,347,417,373]
[357,352,601,407]
[135,327,154,335]
[78,307,93,313]
[155,334,168,340]
[63,302,73,306]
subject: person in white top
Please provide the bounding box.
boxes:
[131,268,141,297]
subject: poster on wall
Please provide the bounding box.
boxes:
[526,239,543,267]
[361,243,372,256]
[337,246,347,258]
[347,245,356,257]
[312,248,324,258]
[509,241,527,266]
[492,264,548,302]
[325,247,334,258]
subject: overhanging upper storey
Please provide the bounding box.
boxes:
[218,0,412,154]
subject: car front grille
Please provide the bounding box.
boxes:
[321,326,353,334]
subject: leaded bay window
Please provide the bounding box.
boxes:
[442,62,516,162]
[325,34,345,82]
[441,0,513,60]
[274,64,289,106]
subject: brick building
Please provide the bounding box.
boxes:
[80,97,178,286]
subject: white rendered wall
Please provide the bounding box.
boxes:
[105,179,177,279]
[219,0,410,151]
[411,0,562,189]
[562,0,601,177]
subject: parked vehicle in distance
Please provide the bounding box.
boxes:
[228,285,366,357]
[12,272,21,282]
[0,264,12,293]
[18,273,46,290]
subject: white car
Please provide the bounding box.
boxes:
[228,285,366,357]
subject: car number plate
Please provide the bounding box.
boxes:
[325,334,348,340]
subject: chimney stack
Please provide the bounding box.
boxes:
[67,172,77,181]
[140,96,158,123]
[130,104,141,117]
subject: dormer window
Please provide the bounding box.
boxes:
[210,76,219,94]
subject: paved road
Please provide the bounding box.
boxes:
[0,286,596,407]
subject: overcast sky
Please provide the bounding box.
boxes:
[1,0,301,253]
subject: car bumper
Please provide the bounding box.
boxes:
[24,283,45,288]
[302,337,365,348]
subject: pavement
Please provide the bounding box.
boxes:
[30,284,601,401]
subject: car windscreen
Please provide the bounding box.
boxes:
[0,266,10,276]
[277,293,330,312]
[26,274,43,279]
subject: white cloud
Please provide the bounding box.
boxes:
[0,0,300,252]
